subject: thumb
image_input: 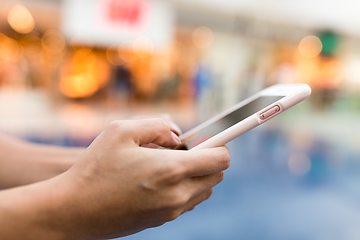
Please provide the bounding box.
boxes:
[110,118,181,148]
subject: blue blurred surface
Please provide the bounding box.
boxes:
[116,128,360,240]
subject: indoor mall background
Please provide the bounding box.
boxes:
[1,0,360,239]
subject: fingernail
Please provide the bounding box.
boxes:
[169,124,182,136]
[171,131,181,144]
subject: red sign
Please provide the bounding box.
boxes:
[98,0,150,34]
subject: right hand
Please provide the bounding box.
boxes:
[54,118,230,240]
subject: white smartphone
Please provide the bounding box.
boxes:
[179,84,311,150]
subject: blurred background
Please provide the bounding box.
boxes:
[1,0,360,239]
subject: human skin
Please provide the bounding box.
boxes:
[0,133,84,189]
[0,118,230,239]
[0,114,181,189]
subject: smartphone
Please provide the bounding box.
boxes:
[179,84,311,150]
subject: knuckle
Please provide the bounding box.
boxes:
[164,210,181,222]
[187,207,195,212]
[152,118,170,133]
[205,188,213,200]
[170,162,186,182]
[108,120,122,130]
[151,222,166,228]
[164,190,188,210]
[108,120,131,133]
[219,147,231,169]
[153,117,168,127]
[156,162,185,185]
[107,120,132,139]
[107,120,126,135]
[217,171,225,183]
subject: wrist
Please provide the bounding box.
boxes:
[49,147,85,175]
[25,146,85,185]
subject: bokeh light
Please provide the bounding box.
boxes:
[60,73,99,98]
[41,30,66,55]
[7,5,35,34]
[60,49,110,98]
[288,153,311,175]
[298,35,323,58]
[0,33,22,63]
[192,26,214,49]
[132,36,154,58]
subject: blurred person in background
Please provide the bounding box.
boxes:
[0,118,230,239]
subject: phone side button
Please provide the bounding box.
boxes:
[260,105,280,120]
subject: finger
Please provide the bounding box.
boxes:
[162,189,213,222]
[131,114,182,136]
[112,118,181,148]
[184,171,224,199]
[141,143,165,149]
[159,114,182,136]
[171,146,230,178]
[181,188,213,214]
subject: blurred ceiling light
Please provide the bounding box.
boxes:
[106,46,124,65]
[288,153,311,176]
[192,26,214,49]
[0,33,22,62]
[298,35,323,58]
[7,5,35,34]
[132,36,154,58]
[42,30,66,55]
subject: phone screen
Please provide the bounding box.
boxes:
[182,96,285,149]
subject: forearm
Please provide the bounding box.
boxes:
[0,169,138,240]
[0,173,82,240]
[0,134,85,189]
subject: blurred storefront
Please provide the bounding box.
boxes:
[1,0,360,143]
[0,0,360,158]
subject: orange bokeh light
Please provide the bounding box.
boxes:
[0,33,22,63]
[60,49,110,98]
[7,5,35,34]
[298,35,323,58]
[60,73,99,98]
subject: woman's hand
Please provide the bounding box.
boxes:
[59,118,229,239]
[0,118,230,240]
